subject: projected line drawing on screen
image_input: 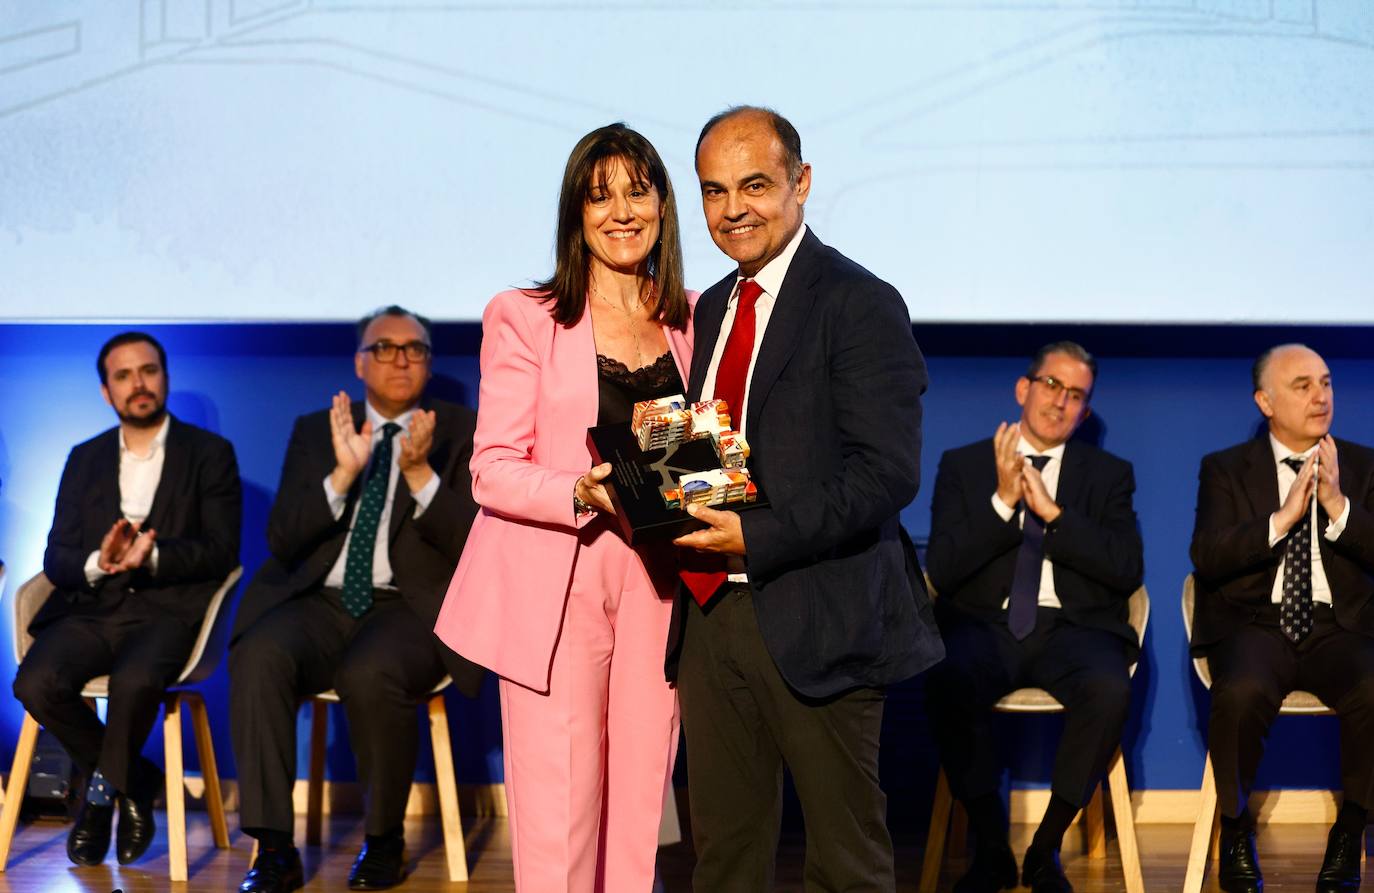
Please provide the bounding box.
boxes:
[1,1,1371,323]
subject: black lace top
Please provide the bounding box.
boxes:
[596,351,684,426]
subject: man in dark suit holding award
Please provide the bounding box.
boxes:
[1190,343,1374,893]
[925,343,1143,893]
[229,306,483,893]
[670,106,943,892]
[13,331,242,868]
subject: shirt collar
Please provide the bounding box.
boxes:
[732,223,809,304]
[366,400,415,436]
[118,414,171,457]
[1268,433,1317,466]
[1017,436,1066,463]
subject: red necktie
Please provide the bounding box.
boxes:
[680,279,763,606]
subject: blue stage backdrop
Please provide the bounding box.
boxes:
[1,322,1372,824]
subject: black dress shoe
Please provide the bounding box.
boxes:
[953,842,1019,893]
[348,834,407,890]
[66,800,114,866]
[1022,845,1073,893]
[240,846,304,893]
[1217,827,1263,893]
[1316,825,1362,892]
[115,791,157,864]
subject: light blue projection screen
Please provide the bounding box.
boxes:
[1,2,1371,323]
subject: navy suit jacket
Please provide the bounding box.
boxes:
[666,228,944,698]
[926,438,1143,656]
[231,398,485,696]
[1189,435,1374,648]
[37,416,242,632]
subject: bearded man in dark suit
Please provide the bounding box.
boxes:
[13,330,242,868]
[1190,343,1374,893]
[229,306,482,893]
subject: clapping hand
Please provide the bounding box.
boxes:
[1315,435,1346,521]
[329,391,372,493]
[1273,451,1317,538]
[399,409,437,492]
[993,421,1024,508]
[1021,461,1062,524]
[98,518,157,574]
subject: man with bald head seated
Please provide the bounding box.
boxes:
[926,342,1143,893]
[229,306,482,893]
[1190,343,1374,893]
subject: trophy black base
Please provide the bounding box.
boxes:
[586,423,767,545]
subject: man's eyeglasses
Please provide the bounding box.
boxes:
[1028,375,1090,404]
[360,340,432,364]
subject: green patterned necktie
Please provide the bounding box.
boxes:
[340,422,400,619]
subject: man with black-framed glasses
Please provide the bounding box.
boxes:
[228,305,483,893]
[925,342,1144,893]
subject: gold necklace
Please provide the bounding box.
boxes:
[592,280,653,368]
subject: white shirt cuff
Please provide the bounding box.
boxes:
[84,550,107,585]
[411,472,440,517]
[991,493,1016,523]
[1267,515,1281,548]
[1324,497,1352,541]
[323,476,347,521]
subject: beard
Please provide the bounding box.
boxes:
[117,392,167,428]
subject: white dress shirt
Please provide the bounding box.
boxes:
[84,415,171,584]
[700,224,809,581]
[991,437,1066,609]
[322,403,440,590]
[1265,434,1349,607]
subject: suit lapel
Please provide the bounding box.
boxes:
[95,428,122,522]
[1057,440,1088,510]
[744,231,822,437]
[1242,437,1280,519]
[143,417,184,532]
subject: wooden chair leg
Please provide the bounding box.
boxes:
[0,714,41,871]
[164,695,188,882]
[1210,806,1220,863]
[1184,752,1219,893]
[948,800,969,857]
[1105,749,1144,893]
[919,769,954,893]
[427,694,469,882]
[1084,784,1106,858]
[188,693,230,848]
[305,699,328,847]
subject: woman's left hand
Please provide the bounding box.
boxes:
[576,463,617,515]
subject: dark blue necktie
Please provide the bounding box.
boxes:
[1279,456,1314,643]
[1008,454,1052,640]
[340,422,400,619]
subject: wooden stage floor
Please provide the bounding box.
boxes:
[0,813,1366,891]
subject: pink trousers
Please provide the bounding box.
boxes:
[499,521,679,892]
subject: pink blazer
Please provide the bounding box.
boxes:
[434,288,696,692]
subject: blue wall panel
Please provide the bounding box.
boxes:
[1,322,1370,816]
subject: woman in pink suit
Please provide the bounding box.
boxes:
[434,123,693,892]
